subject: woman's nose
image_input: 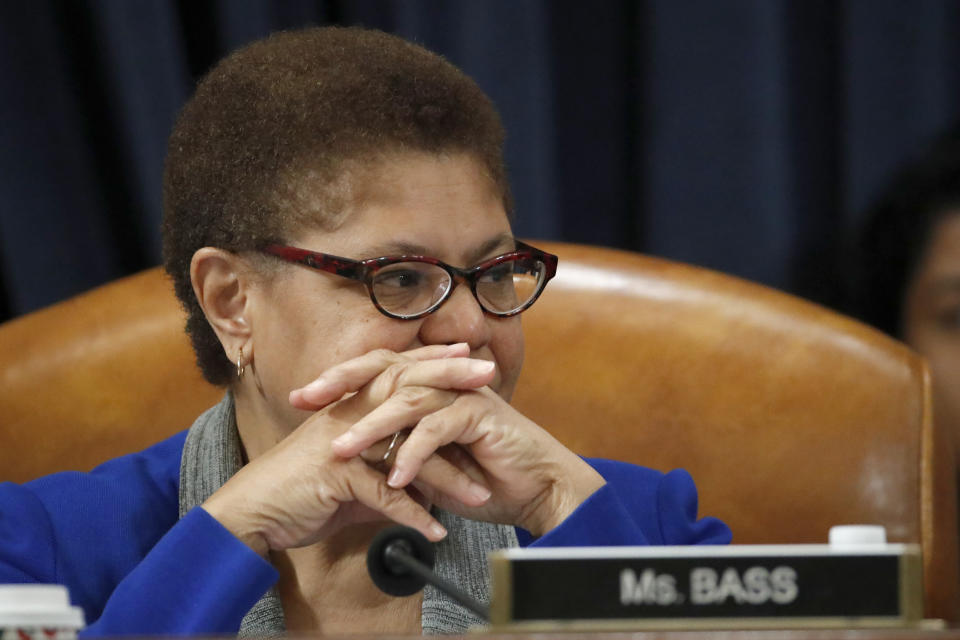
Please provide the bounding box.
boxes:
[418,283,491,349]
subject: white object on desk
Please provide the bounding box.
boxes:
[0,584,84,639]
[829,525,887,547]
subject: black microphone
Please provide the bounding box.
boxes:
[367,525,489,621]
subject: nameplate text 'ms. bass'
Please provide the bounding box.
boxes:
[488,543,923,631]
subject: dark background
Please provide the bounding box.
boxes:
[3,0,960,323]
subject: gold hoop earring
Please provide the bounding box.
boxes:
[236,347,245,379]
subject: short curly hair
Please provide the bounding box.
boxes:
[162,26,511,385]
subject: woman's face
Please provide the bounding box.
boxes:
[904,211,960,457]
[246,152,523,433]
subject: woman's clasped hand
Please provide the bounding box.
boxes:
[202,342,606,557]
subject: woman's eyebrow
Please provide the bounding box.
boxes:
[466,233,516,264]
[360,233,515,263]
[361,241,432,256]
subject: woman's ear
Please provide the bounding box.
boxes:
[190,248,254,363]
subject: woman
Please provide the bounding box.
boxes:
[851,123,960,468]
[0,27,729,636]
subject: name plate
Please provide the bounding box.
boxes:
[488,544,923,630]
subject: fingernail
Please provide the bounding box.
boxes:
[300,376,330,393]
[469,360,495,375]
[447,343,469,353]
[470,484,492,503]
[430,522,448,539]
[388,466,406,488]
[332,433,355,450]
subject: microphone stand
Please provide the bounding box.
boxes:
[384,540,490,621]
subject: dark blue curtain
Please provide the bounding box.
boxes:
[3,0,960,322]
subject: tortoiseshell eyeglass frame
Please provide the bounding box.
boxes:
[260,240,559,320]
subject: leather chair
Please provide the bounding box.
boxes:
[0,241,957,620]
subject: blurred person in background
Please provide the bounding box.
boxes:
[851,123,960,469]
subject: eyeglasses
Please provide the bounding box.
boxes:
[261,240,558,320]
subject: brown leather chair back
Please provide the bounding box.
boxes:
[512,242,959,621]
[0,241,956,620]
[0,269,222,482]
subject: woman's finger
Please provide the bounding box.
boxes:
[331,385,459,456]
[387,399,485,488]
[328,359,494,457]
[358,431,403,465]
[360,434,490,508]
[361,357,494,408]
[342,458,449,541]
[290,343,469,410]
[403,445,491,507]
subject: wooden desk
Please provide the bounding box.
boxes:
[288,632,960,640]
[504,632,956,639]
